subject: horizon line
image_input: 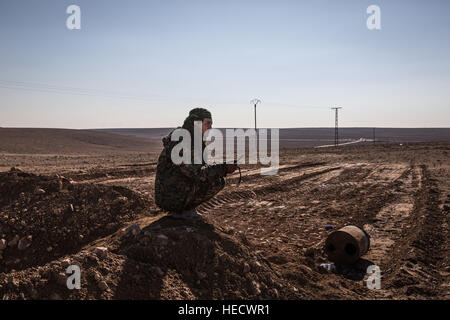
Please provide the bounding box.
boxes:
[2,126,450,130]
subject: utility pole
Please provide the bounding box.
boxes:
[251,99,261,130]
[331,107,342,146]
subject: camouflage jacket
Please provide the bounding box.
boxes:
[154,129,228,211]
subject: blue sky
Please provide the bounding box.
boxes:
[1,0,449,128]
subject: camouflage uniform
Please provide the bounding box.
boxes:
[154,129,228,212]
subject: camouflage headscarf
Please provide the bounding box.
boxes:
[182,108,212,132]
[174,108,211,164]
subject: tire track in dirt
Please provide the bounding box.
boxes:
[363,166,418,261]
[379,165,448,299]
[82,162,329,207]
[225,162,327,186]
[198,163,363,265]
[198,162,426,299]
[197,165,341,215]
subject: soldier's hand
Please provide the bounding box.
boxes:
[226,164,238,174]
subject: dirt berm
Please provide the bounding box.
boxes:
[0,169,301,299]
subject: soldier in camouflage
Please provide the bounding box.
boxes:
[154,108,237,220]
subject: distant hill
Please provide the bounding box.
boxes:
[0,128,160,154]
[1,128,448,154]
[97,127,450,147]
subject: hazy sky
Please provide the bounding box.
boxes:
[1,0,449,128]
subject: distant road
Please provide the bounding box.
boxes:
[315,138,369,148]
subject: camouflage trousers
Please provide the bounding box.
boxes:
[155,177,225,212]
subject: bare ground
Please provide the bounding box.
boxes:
[0,141,448,300]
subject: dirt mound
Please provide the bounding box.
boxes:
[113,218,303,299]
[0,215,303,300]
[0,168,151,274]
[0,169,301,299]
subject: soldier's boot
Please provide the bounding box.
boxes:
[167,208,203,221]
[181,208,203,221]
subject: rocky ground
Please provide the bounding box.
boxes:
[0,142,448,300]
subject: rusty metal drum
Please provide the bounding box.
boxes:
[324,225,370,265]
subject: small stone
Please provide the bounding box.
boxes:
[126,224,141,236]
[8,235,19,247]
[49,293,61,300]
[224,227,235,235]
[106,223,116,231]
[71,260,82,268]
[18,235,32,250]
[272,288,279,298]
[98,281,109,291]
[237,231,249,245]
[115,196,128,204]
[61,259,71,269]
[304,248,315,258]
[153,267,164,277]
[243,263,251,274]
[251,261,262,272]
[55,272,67,286]
[47,246,53,252]
[85,253,99,266]
[0,239,6,250]
[93,272,102,282]
[93,247,108,258]
[35,188,46,195]
[30,289,39,299]
[157,234,168,241]
[197,271,207,280]
[251,281,261,295]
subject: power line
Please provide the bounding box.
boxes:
[0,79,339,130]
[263,101,330,110]
[0,79,171,101]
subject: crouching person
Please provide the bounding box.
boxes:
[155,108,236,220]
